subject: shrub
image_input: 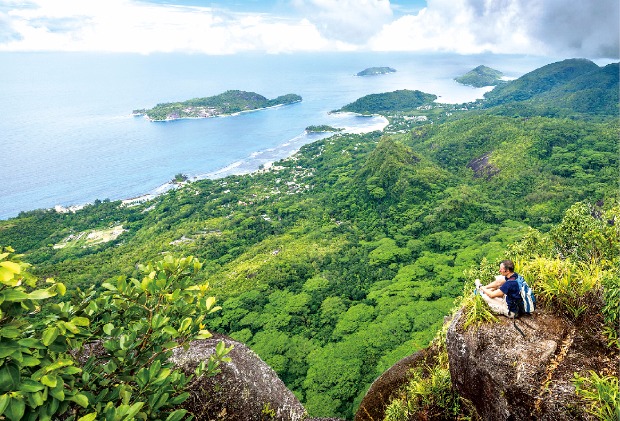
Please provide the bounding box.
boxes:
[573,371,619,421]
[0,248,231,421]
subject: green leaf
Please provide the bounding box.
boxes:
[69,393,89,408]
[77,412,98,421]
[19,379,45,392]
[205,296,216,310]
[125,402,145,420]
[136,368,150,388]
[162,326,178,336]
[4,396,25,421]
[0,364,18,389]
[0,267,16,283]
[27,288,56,300]
[0,394,9,414]
[31,390,44,407]
[45,358,73,373]
[0,261,21,274]
[165,409,188,421]
[103,323,114,335]
[70,317,90,327]
[101,282,117,291]
[41,374,58,388]
[41,327,59,346]
[0,326,21,339]
[20,356,40,367]
[1,289,29,302]
[18,338,43,349]
[55,282,67,296]
[179,317,191,332]
[49,382,65,401]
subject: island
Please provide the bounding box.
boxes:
[455,65,505,87]
[356,67,396,76]
[335,89,437,115]
[133,90,302,121]
[305,125,343,133]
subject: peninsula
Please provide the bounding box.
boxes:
[356,66,396,76]
[133,90,302,121]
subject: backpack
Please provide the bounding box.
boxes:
[515,274,536,315]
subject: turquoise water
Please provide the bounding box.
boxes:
[0,52,555,219]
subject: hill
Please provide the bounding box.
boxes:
[0,58,618,420]
[455,65,505,87]
[336,89,437,114]
[483,58,618,117]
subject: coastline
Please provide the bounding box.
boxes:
[136,100,302,122]
[54,113,388,215]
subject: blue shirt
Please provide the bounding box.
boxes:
[500,273,522,314]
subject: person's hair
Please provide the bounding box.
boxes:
[500,259,514,272]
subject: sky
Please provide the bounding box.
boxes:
[0,0,618,58]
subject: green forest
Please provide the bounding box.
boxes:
[1,58,618,420]
[133,90,302,121]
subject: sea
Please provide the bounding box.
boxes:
[0,51,563,220]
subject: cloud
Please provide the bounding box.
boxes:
[0,0,335,54]
[291,0,393,44]
[368,0,619,58]
[0,0,617,58]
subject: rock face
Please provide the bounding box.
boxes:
[354,346,438,421]
[171,334,307,421]
[446,309,617,420]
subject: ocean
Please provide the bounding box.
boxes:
[0,52,558,220]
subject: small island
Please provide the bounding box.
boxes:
[133,90,302,121]
[356,67,396,76]
[455,65,505,87]
[305,125,343,133]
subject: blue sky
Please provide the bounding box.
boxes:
[0,0,617,58]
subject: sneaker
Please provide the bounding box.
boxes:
[475,279,482,289]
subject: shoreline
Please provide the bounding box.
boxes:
[53,113,388,216]
[135,101,301,122]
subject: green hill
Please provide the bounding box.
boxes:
[455,65,505,87]
[336,89,437,114]
[482,58,618,117]
[1,58,618,420]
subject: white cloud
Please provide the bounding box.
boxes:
[368,0,618,58]
[0,0,334,54]
[291,0,393,43]
[0,0,617,58]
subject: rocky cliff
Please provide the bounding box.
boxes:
[168,307,616,421]
[445,309,617,420]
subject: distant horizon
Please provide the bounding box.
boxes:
[0,0,617,59]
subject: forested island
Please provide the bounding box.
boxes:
[336,89,437,114]
[455,65,505,87]
[356,66,396,76]
[1,58,618,421]
[305,125,343,133]
[133,90,302,121]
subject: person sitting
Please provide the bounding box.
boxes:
[474,259,522,318]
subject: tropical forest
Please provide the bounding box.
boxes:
[0,58,618,420]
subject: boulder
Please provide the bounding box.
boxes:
[355,345,438,421]
[446,309,617,420]
[171,334,307,421]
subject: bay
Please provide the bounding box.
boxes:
[0,52,556,220]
